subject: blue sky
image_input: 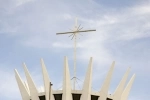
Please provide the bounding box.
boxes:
[0,0,150,100]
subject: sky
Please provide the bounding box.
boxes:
[0,0,150,100]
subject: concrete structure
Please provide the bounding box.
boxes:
[15,56,135,100]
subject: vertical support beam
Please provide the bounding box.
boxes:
[99,61,115,100]
[62,56,72,100]
[23,63,40,100]
[41,58,54,100]
[81,57,93,100]
[113,67,130,100]
[121,74,135,100]
[15,69,30,100]
[73,18,78,90]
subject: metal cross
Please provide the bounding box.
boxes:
[56,18,96,90]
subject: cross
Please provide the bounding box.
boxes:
[56,18,96,90]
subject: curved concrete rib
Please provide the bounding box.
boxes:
[24,81,30,94]
[41,58,54,100]
[62,56,72,100]
[81,57,93,100]
[121,74,135,100]
[15,69,30,100]
[99,61,115,100]
[113,67,130,100]
[23,63,40,100]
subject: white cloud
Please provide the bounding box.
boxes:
[16,0,35,6]
[63,14,73,20]
[132,4,150,14]
[52,42,72,48]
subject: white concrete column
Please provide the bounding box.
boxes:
[23,63,40,100]
[113,67,130,100]
[62,56,72,100]
[99,61,115,100]
[41,58,54,100]
[121,74,135,100]
[24,81,30,93]
[81,57,93,100]
[15,69,30,100]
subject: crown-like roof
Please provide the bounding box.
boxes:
[15,56,135,100]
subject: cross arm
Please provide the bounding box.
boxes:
[56,31,74,35]
[77,29,96,33]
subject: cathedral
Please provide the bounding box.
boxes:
[15,19,135,100]
[15,57,135,100]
